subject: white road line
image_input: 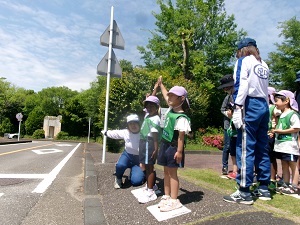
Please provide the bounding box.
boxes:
[32,143,81,194]
[0,193,4,197]
[0,174,47,179]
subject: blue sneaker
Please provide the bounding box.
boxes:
[252,188,271,200]
[223,190,253,205]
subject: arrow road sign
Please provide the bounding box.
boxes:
[100,20,125,50]
[97,49,122,78]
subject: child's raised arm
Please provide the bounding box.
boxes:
[158,76,168,103]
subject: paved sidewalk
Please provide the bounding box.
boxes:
[84,143,298,225]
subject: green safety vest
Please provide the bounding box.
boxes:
[162,110,191,142]
[276,111,299,142]
[140,116,162,140]
[268,105,275,130]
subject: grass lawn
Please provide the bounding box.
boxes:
[177,167,300,221]
[185,143,221,151]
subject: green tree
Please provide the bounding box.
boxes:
[38,86,78,116]
[138,0,244,82]
[78,77,106,139]
[25,106,45,135]
[0,117,14,136]
[60,96,88,137]
[267,16,300,90]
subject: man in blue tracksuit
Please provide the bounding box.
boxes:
[223,38,271,205]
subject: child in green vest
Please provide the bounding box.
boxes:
[272,90,300,195]
[266,87,281,191]
[156,76,191,212]
[138,95,161,203]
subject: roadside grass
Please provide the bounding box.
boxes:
[177,167,300,219]
[185,143,220,151]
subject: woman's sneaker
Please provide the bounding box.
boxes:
[252,188,271,200]
[157,195,170,208]
[160,199,182,212]
[223,190,253,205]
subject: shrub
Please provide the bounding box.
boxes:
[202,134,224,150]
[32,129,45,139]
[56,131,69,140]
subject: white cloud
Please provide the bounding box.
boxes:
[0,0,298,92]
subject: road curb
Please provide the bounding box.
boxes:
[84,150,106,225]
[0,140,32,145]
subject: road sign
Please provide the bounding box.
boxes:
[97,49,122,78]
[100,20,125,50]
[98,6,124,163]
[16,113,23,121]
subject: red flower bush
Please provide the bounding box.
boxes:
[202,135,224,150]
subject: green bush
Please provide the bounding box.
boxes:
[32,129,45,139]
[56,131,69,140]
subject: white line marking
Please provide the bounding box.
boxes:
[55,144,73,147]
[0,193,4,197]
[0,174,47,179]
[32,149,63,154]
[32,143,81,193]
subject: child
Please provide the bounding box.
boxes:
[138,95,161,203]
[226,119,238,180]
[156,76,191,212]
[267,87,281,190]
[217,74,238,179]
[102,114,145,189]
[272,90,300,195]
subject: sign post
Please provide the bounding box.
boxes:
[97,6,124,163]
[16,113,23,141]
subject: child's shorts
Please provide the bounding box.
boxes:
[275,152,298,162]
[229,137,236,157]
[139,138,156,165]
[157,141,184,168]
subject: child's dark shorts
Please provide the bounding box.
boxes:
[157,141,185,168]
[229,136,237,157]
[139,138,156,165]
[275,152,298,162]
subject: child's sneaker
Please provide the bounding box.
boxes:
[226,172,237,180]
[222,167,228,175]
[143,183,159,191]
[223,190,253,205]
[252,187,271,200]
[138,190,157,204]
[276,182,289,193]
[114,177,122,189]
[160,199,182,212]
[157,195,170,208]
[281,185,299,195]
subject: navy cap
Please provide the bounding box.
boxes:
[238,38,257,50]
[217,74,234,89]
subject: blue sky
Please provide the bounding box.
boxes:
[0,0,299,92]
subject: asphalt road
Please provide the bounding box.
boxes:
[0,140,299,225]
[0,140,84,225]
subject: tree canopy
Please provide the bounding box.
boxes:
[267,16,300,91]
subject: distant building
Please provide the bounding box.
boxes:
[43,116,62,138]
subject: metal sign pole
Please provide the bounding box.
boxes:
[88,117,91,143]
[102,6,114,163]
[18,121,21,141]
